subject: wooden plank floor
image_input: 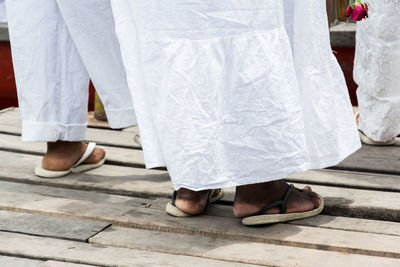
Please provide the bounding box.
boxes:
[1,108,400,267]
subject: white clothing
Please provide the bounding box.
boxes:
[354,0,400,142]
[6,0,136,142]
[0,0,6,23]
[112,0,361,190]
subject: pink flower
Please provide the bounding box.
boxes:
[364,4,369,18]
[351,4,367,21]
[345,6,353,17]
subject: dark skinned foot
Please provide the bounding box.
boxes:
[41,141,105,171]
[233,180,321,218]
[174,188,223,215]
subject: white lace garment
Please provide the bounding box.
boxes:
[355,0,400,141]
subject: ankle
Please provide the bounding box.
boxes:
[47,141,84,154]
[174,189,209,215]
[235,180,287,204]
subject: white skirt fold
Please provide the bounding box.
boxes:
[112,0,360,190]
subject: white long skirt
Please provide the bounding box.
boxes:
[112,0,360,190]
[0,0,6,23]
[6,0,136,141]
[354,0,400,142]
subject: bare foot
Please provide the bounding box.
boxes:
[41,141,105,171]
[233,180,321,218]
[174,188,222,215]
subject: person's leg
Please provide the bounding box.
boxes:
[113,1,359,224]
[354,0,400,143]
[56,0,136,129]
[6,0,104,173]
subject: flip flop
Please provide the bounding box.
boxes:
[355,112,395,146]
[358,129,395,146]
[165,189,224,217]
[34,142,105,178]
[242,185,324,226]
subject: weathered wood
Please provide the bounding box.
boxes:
[1,150,400,221]
[1,181,400,258]
[0,257,95,267]
[0,210,109,241]
[90,226,400,266]
[288,215,400,237]
[335,141,400,175]
[0,133,145,168]
[0,150,172,199]
[0,108,141,149]
[5,150,400,199]
[287,169,400,192]
[0,23,8,41]
[39,261,97,267]
[0,232,257,267]
[0,256,43,267]
[150,198,400,237]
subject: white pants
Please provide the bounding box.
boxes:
[112,0,360,190]
[6,0,136,142]
[354,0,400,142]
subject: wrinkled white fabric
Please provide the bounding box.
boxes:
[6,0,136,141]
[354,0,400,142]
[112,0,361,190]
[0,0,6,23]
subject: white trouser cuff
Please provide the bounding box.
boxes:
[21,121,86,142]
[106,108,137,129]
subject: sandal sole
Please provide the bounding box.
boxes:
[35,157,105,179]
[242,198,324,226]
[165,189,224,217]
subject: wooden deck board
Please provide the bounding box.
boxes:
[89,226,400,267]
[0,232,257,267]
[0,210,109,242]
[287,169,400,192]
[0,181,400,259]
[0,257,96,267]
[1,151,400,221]
[335,140,400,175]
[0,256,44,267]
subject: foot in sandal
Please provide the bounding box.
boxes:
[166,188,224,217]
[233,180,323,226]
[355,112,395,146]
[35,141,106,178]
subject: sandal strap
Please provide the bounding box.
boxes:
[252,185,294,216]
[171,190,178,206]
[73,142,96,168]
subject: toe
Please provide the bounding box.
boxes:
[302,186,312,192]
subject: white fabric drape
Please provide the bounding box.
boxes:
[354,0,400,142]
[0,0,6,23]
[6,0,136,141]
[112,0,360,190]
